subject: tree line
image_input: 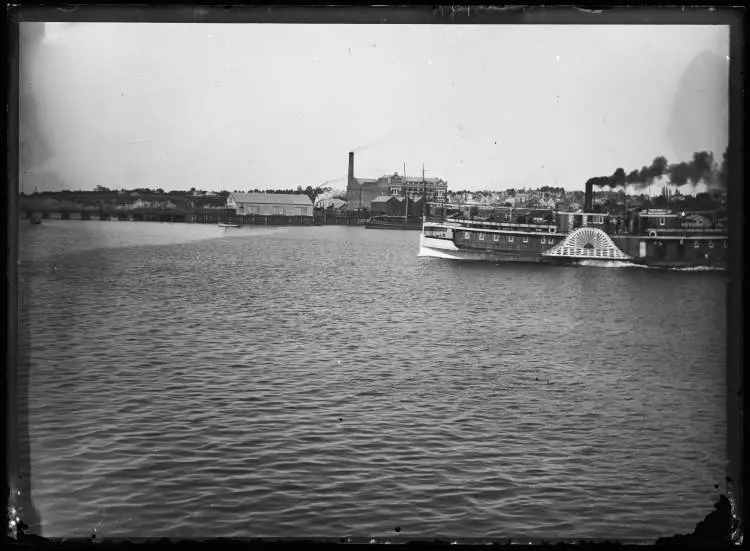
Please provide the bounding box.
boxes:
[29,185,334,206]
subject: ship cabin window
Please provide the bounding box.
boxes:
[523,236,529,243]
[693,241,700,249]
[724,241,728,248]
[479,233,485,241]
[708,241,714,249]
[464,232,470,239]
[659,217,666,226]
[493,234,499,242]
[507,236,514,243]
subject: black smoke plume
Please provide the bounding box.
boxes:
[688,151,714,185]
[584,176,615,189]
[646,156,669,181]
[638,166,650,184]
[587,148,727,190]
[626,169,640,184]
[612,168,627,187]
[669,162,691,186]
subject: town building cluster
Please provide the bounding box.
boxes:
[22,148,725,222]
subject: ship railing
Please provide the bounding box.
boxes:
[636,228,726,237]
[439,218,558,231]
[656,227,726,233]
[425,222,560,234]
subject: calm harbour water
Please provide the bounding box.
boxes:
[17,220,727,542]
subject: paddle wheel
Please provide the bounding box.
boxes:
[542,226,632,261]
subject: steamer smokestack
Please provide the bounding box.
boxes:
[348,151,355,187]
[584,179,593,212]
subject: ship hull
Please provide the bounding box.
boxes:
[418,234,555,263]
[418,234,496,260]
[610,235,727,270]
[419,229,727,269]
[366,220,422,230]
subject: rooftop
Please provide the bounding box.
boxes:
[404,176,444,184]
[228,192,313,206]
[372,195,397,203]
[378,174,445,184]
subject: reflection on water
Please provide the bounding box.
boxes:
[17,220,726,541]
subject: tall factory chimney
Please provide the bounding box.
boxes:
[584,180,593,213]
[348,151,355,188]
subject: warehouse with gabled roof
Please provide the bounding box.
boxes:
[226,192,314,217]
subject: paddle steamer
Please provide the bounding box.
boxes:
[419,185,727,269]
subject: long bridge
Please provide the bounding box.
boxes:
[21,208,367,226]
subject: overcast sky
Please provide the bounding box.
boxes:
[20,22,729,193]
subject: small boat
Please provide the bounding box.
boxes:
[218,212,240,228]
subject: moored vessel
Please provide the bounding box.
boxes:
[365,215,422,230]
[365,162,429,231]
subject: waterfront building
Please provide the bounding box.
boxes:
[386,176,447,203]
[346,179,383,209]
[226,192,314,217]
[394,196,416,217]
[411,196,426,217]
[393,196,427,218]
[370,195,400,217]
[345,151,448,207]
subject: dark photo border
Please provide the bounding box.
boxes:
[3,4,743,546]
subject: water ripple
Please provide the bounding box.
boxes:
[16,221,727,541]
